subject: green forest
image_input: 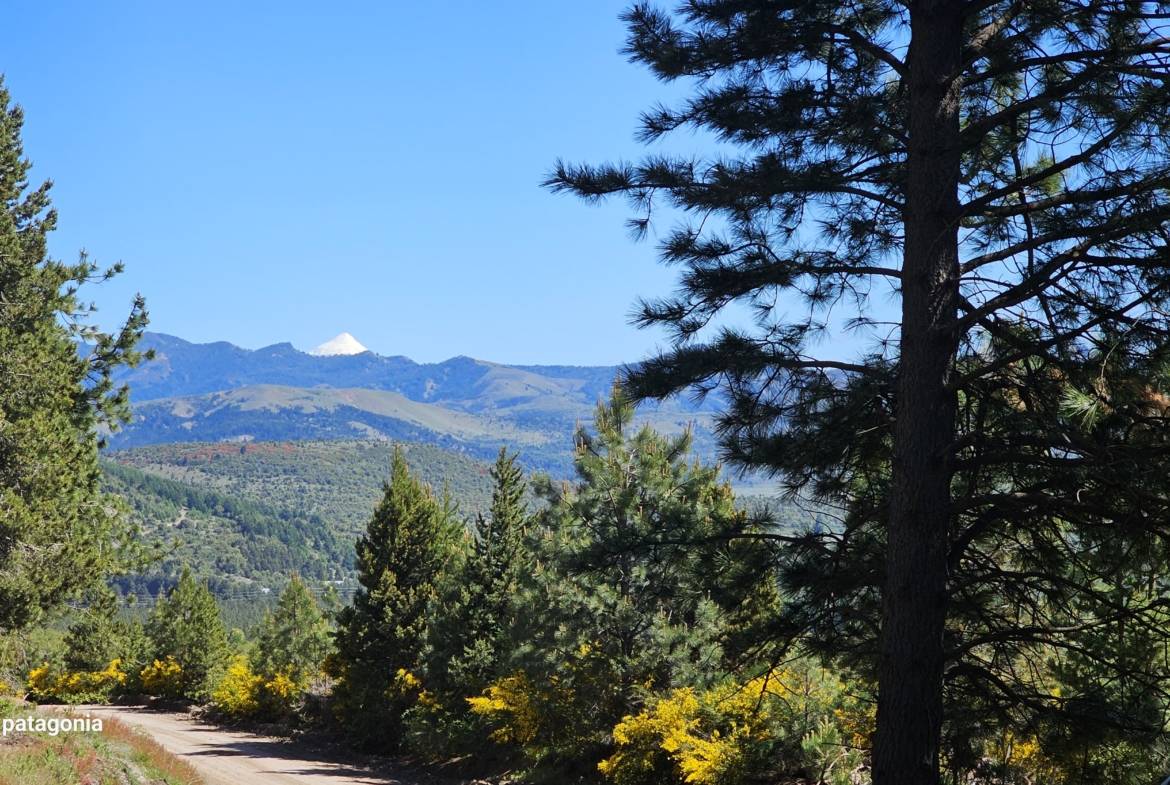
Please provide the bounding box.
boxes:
[98,440,501,596]
[98,439,810,603]
[4,3,1170,785]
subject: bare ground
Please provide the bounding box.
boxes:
[75,704,421,785]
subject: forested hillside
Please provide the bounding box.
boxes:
[101,438,803,603]
[101,440,499,598]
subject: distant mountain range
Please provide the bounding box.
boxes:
[109,333,725,477]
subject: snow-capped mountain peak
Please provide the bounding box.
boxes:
[309,332,370,356]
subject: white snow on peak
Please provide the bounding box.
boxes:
[309,332,370,356]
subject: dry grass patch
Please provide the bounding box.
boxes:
[0,700,203,785]
[101,716,202,785]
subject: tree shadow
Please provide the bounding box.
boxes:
[180,731,400,783]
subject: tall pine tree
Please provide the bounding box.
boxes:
[0,77,148,633]
[549,4,1170,784]
[333,447,460,749]
[425,448,530,702]
[146,567,229,700]
[255,574,332,687]
[494,389,777,763]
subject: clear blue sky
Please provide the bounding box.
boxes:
[3,1,709,365]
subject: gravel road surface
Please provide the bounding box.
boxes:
[78,705,408,785]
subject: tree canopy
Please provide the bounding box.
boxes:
[332,448,460,749]
[0,76,148,633]
[549,3,1170,784]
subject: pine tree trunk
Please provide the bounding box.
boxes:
[873,3,962,785]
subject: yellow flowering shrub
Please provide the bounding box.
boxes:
[265,670,298,699]
[600,678,775,785]
[210,658,308,719]
[465,638,616,761]
[985,732,1066,784]
[598,686,701,784]
[26,663,55,701]
[25,659,128,703]
[599,668,868,785]
[211,656,264,717]
[140,656,184,698]
[467,673,546,746]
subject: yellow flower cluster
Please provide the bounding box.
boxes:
[990,731,1065,784]
[210,656,304,718]
[466,673,544,745]
[26,659,128,702]
[265,670,299,703]
[393,668,438,710]
[394,667,421,690]
[140,656,184,697]
[600,677,782,785]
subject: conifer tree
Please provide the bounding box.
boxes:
[425,448,529,702]
[498,390,777,760]
[333,448,460,749]
[255,574,332,687]
[550,4,1170,783]
[146,568,229,700]
[0,77,148,633]
[64,587,148,674]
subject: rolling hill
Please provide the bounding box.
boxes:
[102,439,499,600]
[101,437,801,603]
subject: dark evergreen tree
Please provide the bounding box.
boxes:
[64,587,148,674]
[254,574,332,687]
[497,390,777,764]
[0,77,149,633]
[146,567,229,700]
[425,448,529,702]
[333,448,460,749]
[549,4,1170,784]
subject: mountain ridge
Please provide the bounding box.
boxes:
[121,332,632,404]
[109,332,728,477]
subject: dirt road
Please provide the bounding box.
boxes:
[77,705,408,785]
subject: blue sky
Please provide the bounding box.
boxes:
[3,1,715,365]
